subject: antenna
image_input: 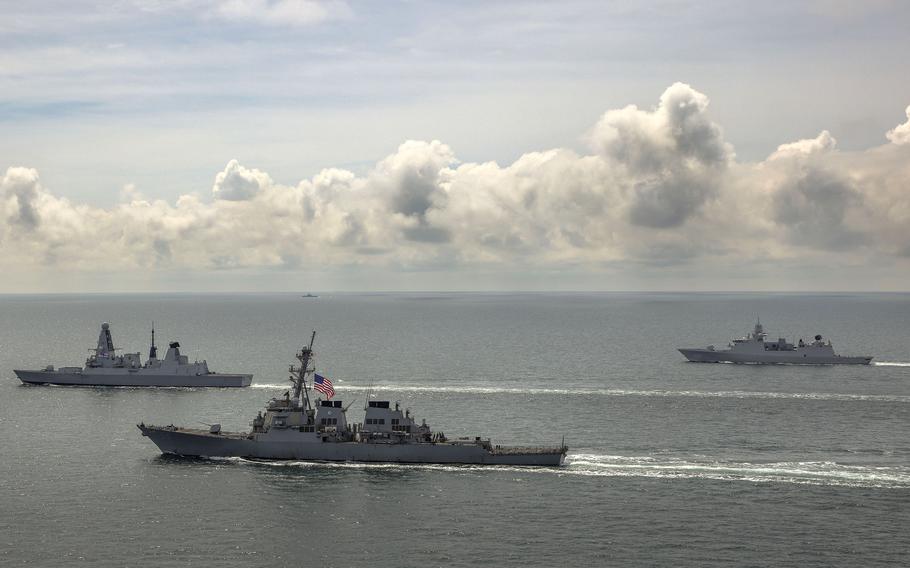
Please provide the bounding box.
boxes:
[290,330,317,411]
[149,321,158,360]
[364,377,374,411]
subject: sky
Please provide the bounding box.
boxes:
[1,0,910,292]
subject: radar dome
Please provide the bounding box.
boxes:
[102,322,110,330]
[814,334,822,341]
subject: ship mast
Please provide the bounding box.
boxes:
[149,322,158,360]
[289,330,317,410]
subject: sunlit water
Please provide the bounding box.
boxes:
[1,292,908,566]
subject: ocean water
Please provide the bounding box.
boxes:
[0,292,908,567]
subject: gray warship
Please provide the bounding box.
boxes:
[15,323,252,387]
[678,320,873,365]
[139,332,567,466]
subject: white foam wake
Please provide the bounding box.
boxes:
[874,361,910,367]
[251,383,910,402]
[207,453,910,489]
[564,453,910,488]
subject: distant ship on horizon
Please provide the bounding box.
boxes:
[678,319,873,365]
[14,323,252,387]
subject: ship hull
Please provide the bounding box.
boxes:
[678,349,872,365]
[139,425,566,466]
[14,370,252,387]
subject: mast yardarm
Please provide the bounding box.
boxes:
[289,330,316,408]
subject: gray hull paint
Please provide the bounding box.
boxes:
[15,370,252,387]
[140,426,565,466]
[678,349,873,365]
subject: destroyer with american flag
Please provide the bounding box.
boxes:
[313,373,335,399]
[138,332,566,466]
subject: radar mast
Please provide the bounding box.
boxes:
[149,322,158,360]
[289,331,317,410]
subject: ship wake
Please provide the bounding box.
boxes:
[564,453,910,488]
[201,453,910,489]
[253,383,909,402]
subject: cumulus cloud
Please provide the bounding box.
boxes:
[212,159,273,200]
[2,83,910,284]
[589,82,732,228]
[887,105,910,145]
[761,131,862,249]
[772,169,862,249]
[1,167,42,229]
[769,130,837,160]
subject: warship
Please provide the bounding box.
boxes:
[139,332,567,466]
[678,320,872,365]
[14,323,252,387]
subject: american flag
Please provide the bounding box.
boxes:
[313,374,335,399]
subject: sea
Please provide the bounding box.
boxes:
[1,292,908,567]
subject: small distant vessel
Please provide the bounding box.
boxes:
[301,293,318,298]
[14,323,252,387]
[678,319,872,365]
[139,332,567,465]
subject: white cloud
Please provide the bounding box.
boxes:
[588,82,732,228]
[212,0,351,27]
[212,159,273,200]
[886,105,910,145]
[119,183,144,203]
[1,167,42,229]
[769,130,837,160]
[2,84,910,288]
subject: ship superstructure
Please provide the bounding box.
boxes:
[139,332,567,465]
[14,323,252,387]
[678,320,872,365]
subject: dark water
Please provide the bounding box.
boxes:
[1,293,908,567]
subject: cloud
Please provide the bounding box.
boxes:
[589,82,732,228]
[1,167,42,229]
[772,169,863,249]
[212,159,273,200]
[769,130,837,160]
[119,183,144,203]
[887,105,910,145]
[373,140,455,243]
[1,83,910,287]
[761,131,862,249]
[211,0,352,27]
